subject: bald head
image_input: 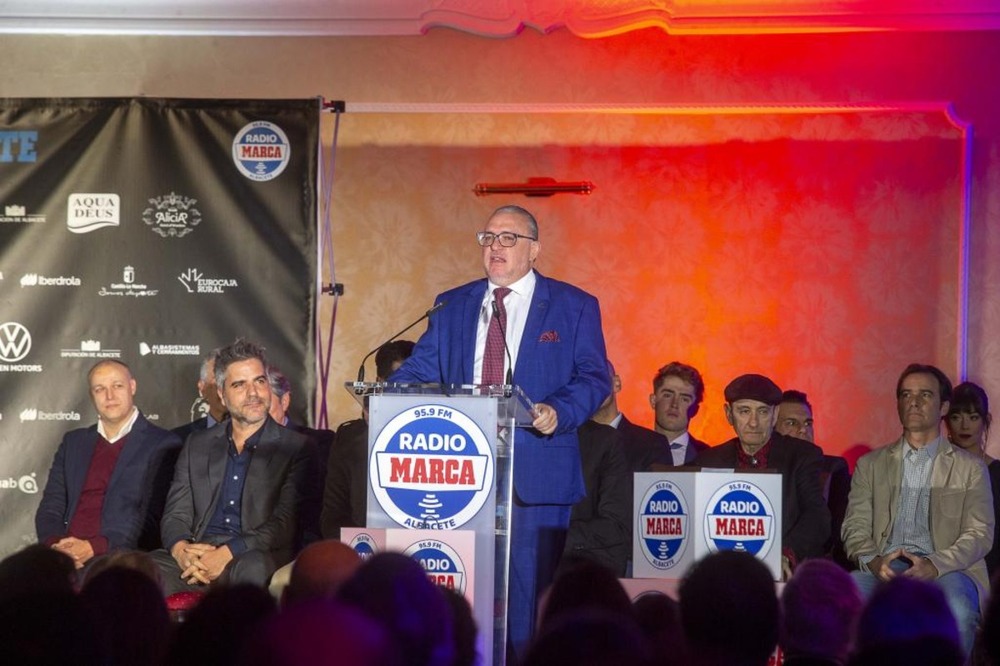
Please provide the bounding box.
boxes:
[284,541,362,607]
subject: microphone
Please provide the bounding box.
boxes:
[356,301,446,382]
[491,298,514,387]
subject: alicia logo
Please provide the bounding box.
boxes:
[703,481,776,558]
[637,480,690,571]
[369,404,493,530]
[142,192,202,238]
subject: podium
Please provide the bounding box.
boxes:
[344,382,536,666]
[632,469,784,581]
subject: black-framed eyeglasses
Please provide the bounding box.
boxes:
[476,231,537,248]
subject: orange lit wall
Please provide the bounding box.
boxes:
[329,108,965,456]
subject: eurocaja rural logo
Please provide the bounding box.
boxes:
[369,404,493,530]
[405,540,467,594]
[638,479,689,570]
[704,481,776,557]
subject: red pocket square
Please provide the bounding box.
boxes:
[539,330,560,342]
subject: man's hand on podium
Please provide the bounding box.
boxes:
[531,403,558,435]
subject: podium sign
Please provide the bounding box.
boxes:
[633,470,783,581]
[349,383,531,666]
[386,528,478,606]
[340,526,385,562]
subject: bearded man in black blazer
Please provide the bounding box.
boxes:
[154,339,314,595]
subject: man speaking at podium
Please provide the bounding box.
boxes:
[390,205,610,654]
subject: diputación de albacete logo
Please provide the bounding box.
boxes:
[638,479,689,570]
[370,404,493,530]
[703,481,776,558]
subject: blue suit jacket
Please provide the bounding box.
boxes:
[35,413,182,551]
[391,271,611,505]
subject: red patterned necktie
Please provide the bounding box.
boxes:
[482,287,511,385]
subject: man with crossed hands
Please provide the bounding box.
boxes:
[154,339,314,594]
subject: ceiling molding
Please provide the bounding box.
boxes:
[2,0,999,36]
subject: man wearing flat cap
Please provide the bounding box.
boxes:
[694,373,830,575]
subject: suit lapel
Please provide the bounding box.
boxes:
[515,271,549,380]
[243,419,280,522]
[684,441,698,464]
[107,414,146,491]
[461,281,486,384]
[881,439,904,533]
[67,428,99,504]
[206,427,229,504]
[929,442,955,531]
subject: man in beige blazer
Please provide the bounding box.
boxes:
[842,363,994,657]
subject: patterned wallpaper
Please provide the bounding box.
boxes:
[326,110,965,456]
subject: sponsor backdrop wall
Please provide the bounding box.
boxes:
[0,98,319,556]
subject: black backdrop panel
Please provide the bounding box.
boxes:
[0,98,318,556]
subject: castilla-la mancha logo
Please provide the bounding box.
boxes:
[142,192,202,238]
[369,405,493,530]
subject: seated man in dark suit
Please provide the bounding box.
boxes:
[561,419,631,576]
[267,366,328,549]
[153,339,315,594]
[36,359,181,570]
[591,359,670,474]
[172,351,228,442]
[650,361,710,466]
[776,389,851,568]
[320,340,414,539]
[694,374,830,578]
[268,366,334,494]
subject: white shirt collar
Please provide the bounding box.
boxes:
[484,269,537,304]
[98,406,139,444]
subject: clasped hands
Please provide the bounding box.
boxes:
[868,548,938,582]
[171,540,233,586]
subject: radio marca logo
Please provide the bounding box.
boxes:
[703,481,776,558]
[637,479,689,570]
[405,539,467,594]
[232,121,291,182]
[370,404,493,530]
[348,532,379,562]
